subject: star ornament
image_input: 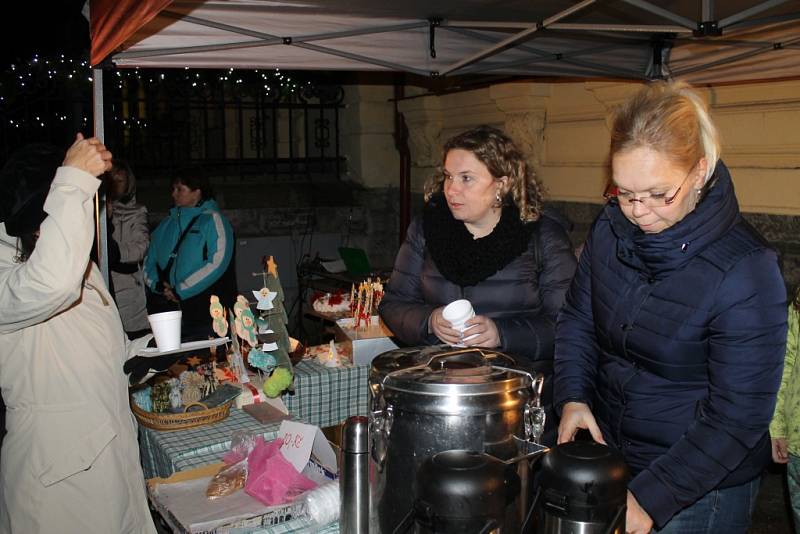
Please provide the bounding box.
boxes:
[252,287,277,310]
[266,256,279,278]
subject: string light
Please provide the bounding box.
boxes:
[0,52,313,132]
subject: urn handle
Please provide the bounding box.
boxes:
[370,381,393,470]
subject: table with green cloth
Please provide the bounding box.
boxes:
[138,358,368,533]
[138,408,285,479]
[139,359,369,479]
[281,359,370,428]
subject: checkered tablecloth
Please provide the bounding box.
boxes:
[139,359,370,479]
[281,359,370,428]
[139,408,285,479]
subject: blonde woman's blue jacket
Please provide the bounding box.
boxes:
[554,161,787,529]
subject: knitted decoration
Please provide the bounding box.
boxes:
[248,348,277,372]
[263,367,293,398]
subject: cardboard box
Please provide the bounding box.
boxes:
[335,317,398,366]
[147,463,305,534]
[148,421,338,534]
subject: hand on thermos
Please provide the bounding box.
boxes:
[557,402,606,444]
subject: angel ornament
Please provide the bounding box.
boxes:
[252,287,277,311]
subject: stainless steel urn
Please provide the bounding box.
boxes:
[368,346,546,533]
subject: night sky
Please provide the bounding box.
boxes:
[1,0,89,69]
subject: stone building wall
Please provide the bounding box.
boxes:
[398,79,800,294]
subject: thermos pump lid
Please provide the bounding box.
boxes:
[341,415,369,454]
[539,441,629,522]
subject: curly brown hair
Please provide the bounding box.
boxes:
[424,125,544,222]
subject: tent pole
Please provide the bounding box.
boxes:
[92,68,110,287]
[394,83,411,245]
[620,0,696,29]
[719,0,793,29]
[672,34,800,77]
[702,0,715,22]
[441,0,597,75]
[447,20,692,34]
[446,27,647,79]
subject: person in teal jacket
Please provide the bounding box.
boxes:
[770,288,800,528]
[143,168,236,338]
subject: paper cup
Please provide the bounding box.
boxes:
[442,299,475,331]
[147,310,182,352]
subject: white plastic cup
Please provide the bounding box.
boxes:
[442,299,475,331]
[147,310,183,352]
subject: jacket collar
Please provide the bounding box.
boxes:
[168,198,217,219]
[605,160,740,278]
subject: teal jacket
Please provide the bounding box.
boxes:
[143,199,233,301]
[771,302,800,455]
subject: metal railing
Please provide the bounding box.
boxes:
[0,66,346,183]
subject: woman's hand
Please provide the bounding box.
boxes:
[626,491,653,534]
[63,133,113,177]
[558,402,606,444]
[462,315,500,348]
[430,307,462,345]
[772,437,789,464]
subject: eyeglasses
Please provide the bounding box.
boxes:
[604,166,695,208]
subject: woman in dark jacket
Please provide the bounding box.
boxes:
[554,82,788,533]
[379,126,577,442]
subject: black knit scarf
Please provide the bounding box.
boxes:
[423,193,534,287]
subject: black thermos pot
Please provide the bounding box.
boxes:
[538,441,629,534]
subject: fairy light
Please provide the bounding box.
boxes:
[0,53,313,131]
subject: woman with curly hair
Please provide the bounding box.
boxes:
[379,125,577,440]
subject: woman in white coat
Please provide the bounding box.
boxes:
[0,135,156,533]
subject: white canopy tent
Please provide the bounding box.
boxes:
[93,0,800,85]
[87,0,800,279]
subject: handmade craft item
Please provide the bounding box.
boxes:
[209,295,229,337]
[151,381,172,413]
[249,255,295,398]
[179,370,205,405]
[253,287,277,311]
[350,277,385,328]
[167,378,183,410]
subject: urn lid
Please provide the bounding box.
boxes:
[370,345,532,396]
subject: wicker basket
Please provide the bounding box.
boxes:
[131,400,232,431]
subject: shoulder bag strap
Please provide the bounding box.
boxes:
[157,214,202,285]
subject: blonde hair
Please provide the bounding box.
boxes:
[610,81,720,184]
[424,125,544,222]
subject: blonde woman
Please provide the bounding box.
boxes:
[555,82,788,533]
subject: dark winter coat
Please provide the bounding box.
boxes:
[379,204,577,363]
[554,161,788,528]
